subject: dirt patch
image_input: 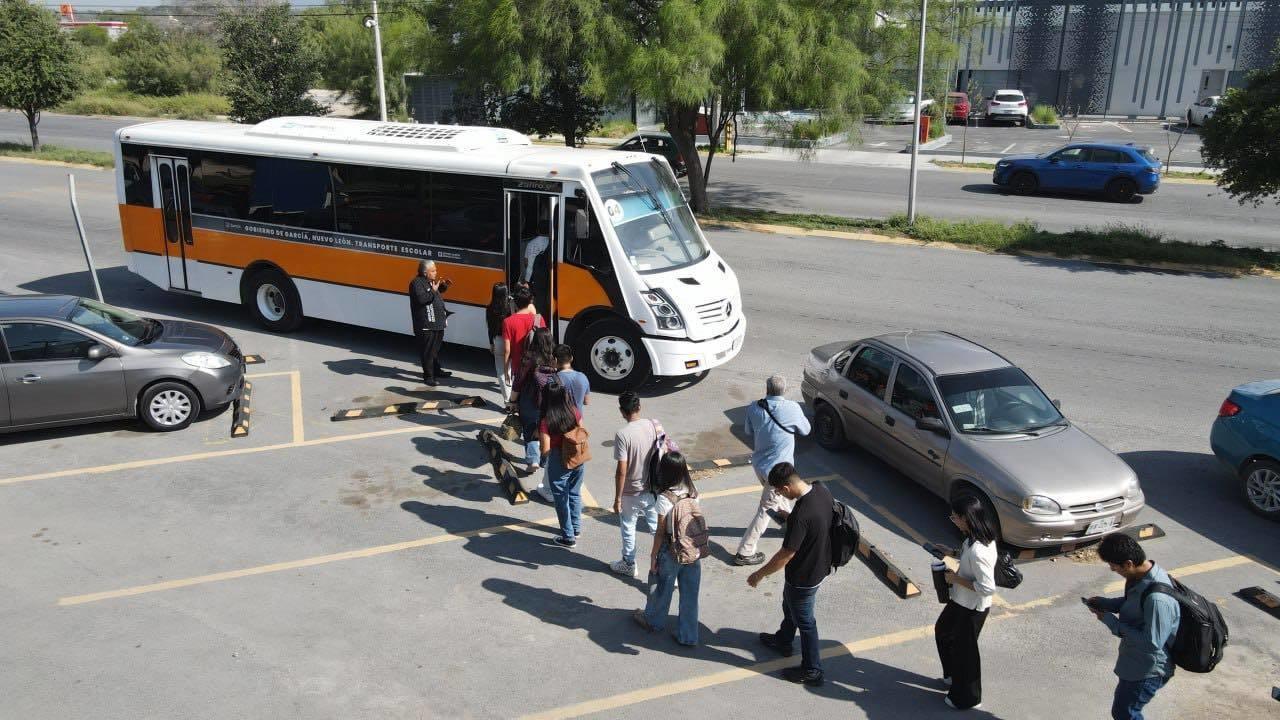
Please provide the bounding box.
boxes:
[1066,546,1101,564]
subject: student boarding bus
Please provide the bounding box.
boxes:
[113,117,744,391]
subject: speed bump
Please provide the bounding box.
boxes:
[1236,586,1280,620]
[687,454,753,473]
[852,535,921,599]
[477,428,528,505]
[1006,523,1166,563]
[243,354,265,365]
[230,381,252,438]
[331,396,486,421]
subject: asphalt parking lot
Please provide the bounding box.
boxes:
[2,161,1278,719]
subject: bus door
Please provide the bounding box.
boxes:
[152,156,195,292]
[504,188,559,340]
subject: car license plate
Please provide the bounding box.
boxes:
[1086,516,1119,535]
[716,348,729,360]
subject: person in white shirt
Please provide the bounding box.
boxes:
[933,494,998,711]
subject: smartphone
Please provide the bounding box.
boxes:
[922,542,947,560]
[1081,596,1096,609]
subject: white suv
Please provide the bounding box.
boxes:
[986,89,1028,125]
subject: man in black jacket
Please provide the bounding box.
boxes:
[409,260,451,386]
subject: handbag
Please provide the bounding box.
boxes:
[994,550,1023,589]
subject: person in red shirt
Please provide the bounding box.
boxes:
[501,286,544,386]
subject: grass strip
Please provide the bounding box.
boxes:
[700,206,1279,274]
[932,160,1215,181]
[0,142,113,168]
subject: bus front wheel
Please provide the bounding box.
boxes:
[243,267,304,332]
[575,318,651,393]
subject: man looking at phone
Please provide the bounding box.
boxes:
[1084,534,1180,720]
[409,260,451,386]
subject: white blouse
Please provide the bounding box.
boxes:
[951,538,998,611]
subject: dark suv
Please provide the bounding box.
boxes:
[0,294,244,433]
[611,132,687,177]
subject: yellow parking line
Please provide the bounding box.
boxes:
[290,371,305,444]
[0,416,503,487]
[580,486,602,510]
[1102,554,1253,593]
[244,371,295,379]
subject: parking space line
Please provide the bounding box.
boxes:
[0,416,503,488]
[1000,143,1015,153]
[1108,121,1133,133]
[518,554,1261,719]
[244,371,295,380]
[290,371,304,444]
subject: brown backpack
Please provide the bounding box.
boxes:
[561,424,592,469]
[663,490,710,564]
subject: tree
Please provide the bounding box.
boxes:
[306,0,432,119]
[0,0,81,150]
[114,19,221,96]
[218,5,324,124]
[72,24,110,47]
[1199,46,1280,206]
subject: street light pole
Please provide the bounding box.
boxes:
[369,0,388,122]
[906,0,928,225]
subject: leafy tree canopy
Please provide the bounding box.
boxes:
[0,0,81,150]
[218,4,325,124]
[1199,45,1280,206]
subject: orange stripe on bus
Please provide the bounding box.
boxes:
[557,263,613,319]
[118,204,164,255]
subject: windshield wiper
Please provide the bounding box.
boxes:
[610,161,669,221]
[1023,419,1069,434]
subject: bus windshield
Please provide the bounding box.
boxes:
[592,161,708,274]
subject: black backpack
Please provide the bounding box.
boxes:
[829,498,861,571]
[1141,576,1229,673]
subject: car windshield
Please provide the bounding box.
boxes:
[995,93,1022,102]
[592,161,709,274]
[935,366,1064,434]
[67,298,148,346]
[1138,147,1160,164]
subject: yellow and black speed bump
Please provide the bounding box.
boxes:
[242,354,265,365]
[330,395,486,421]
[852,536,921,599]
[230,381,252,438]
[687,454,754,473]
[1236,586,1280,620]
[477,428,528,505]
[1005,523,1166,563]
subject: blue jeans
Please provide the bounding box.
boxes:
[1111,673,1171,720]
[518,391,540,467]
[643,547,702,645]
[545,448,583,539]
[619,493,658,564]
[774,582,822,672]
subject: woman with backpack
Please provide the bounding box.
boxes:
[934,494,998,711]
[633,452,704,647]
[485,282,514,403]
[538,382,586,548]
[511,327,557,484]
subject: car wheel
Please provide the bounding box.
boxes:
[814,402,848,450]
[952,484,1004,541]
[243,267,304,332]
[1106,178,1138,203]
[140,381,202,432]
[573,316,651,393]
[1241,459,1280,520]
[1010,171,1038,196]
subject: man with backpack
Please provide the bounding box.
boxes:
[734,375,811,566]
[1087,533,1181,720]
[749,463,834,688]
[610,392,665,578]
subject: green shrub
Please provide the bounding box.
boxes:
[790,115,843,142]
[57,90,151,116]
[598,120,638,138]
[71,24,110,47]
[0,142,113,168]
[144,92,229,119]
[56,89,228,119]
[1030,104,1059,125]
[77,45,116,90]
[113,20,221,96]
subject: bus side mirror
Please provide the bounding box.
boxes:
[573,209,589,240]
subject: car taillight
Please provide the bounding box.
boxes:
[1218,398,1242,417]
[1018,100,1027,106]
[990,101,1000,106]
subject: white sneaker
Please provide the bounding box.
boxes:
[944,697,981,710]
[533,486,555,503]
[610,560,638,577]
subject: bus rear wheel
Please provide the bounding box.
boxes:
[575,317,651,393]
[243,267,303,332]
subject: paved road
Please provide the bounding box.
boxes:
[5,111,1273,250]
[1,163,1277,719]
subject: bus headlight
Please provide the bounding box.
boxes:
[641,291,684,331]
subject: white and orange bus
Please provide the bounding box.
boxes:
[113,117,744,390]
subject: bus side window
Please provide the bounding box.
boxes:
[564,197,610,271]
[121,143,153,206]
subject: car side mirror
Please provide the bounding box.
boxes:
[87,344,114,360]
[1052,399,1062,410]
[916,416,949,436]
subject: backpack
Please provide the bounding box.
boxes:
[645,419,680,491]
[663,490,710,564]
[523,365,558,412]
[1141,576,1228,673]
[522,313,545,348]
[561,423,592,470]
[829,498,861,571]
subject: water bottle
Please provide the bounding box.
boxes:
[931,561,950,604]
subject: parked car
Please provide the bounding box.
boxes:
[611,132,687,177]
[0,294,245,433]
[1186,95,1220,127]
[985,89,1028,125]
[1210,380,1280,520]
[945,92,971,123]
[884,95,934,123]
[992,142,1162,202]
[801,331,1144,548]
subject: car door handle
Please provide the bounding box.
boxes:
[883,415,895,427]
[20,374,41,383]
[839,390,848,399]
[928,449,940,459]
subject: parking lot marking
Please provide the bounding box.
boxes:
[244,371,295,380]
[0,416,503,488]
[1103,554,1252,593]
[1000,143,1016,154]
[291,371,305,444]
[1107,121,1133,133]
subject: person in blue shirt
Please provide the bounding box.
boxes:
[553,344,590,412]
[1086,533,1180,720]
[733,375,811,566]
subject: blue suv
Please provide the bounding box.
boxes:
[992,142,1162,202]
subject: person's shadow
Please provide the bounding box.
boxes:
[809,653,1002,718]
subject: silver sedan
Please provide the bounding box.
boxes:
[801,331,1144,548]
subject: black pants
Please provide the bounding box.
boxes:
[417,329,444,382]
[935,600,989,709]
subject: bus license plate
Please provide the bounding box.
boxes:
[1086,516,1119,535]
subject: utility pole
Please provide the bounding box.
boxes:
[365,0,388,122]
[906,0,928,224]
